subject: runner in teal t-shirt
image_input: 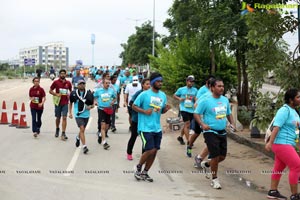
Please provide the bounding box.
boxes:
[133,72,170,182]
[193,78,234,190]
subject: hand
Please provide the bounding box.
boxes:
[265,142,272,152]
[144,108,153,115]
[202,124,210,131]
[38,103,43,107]
[69,113,73,119]
[165,105,171,112]
[180,98,185,102]
[56,93,62,97]
[229,124,236,132]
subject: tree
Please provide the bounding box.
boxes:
[120,21,159,66]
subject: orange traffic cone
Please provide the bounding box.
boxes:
[17,102,29,129]
[9,102,18,127]
[0,101,9,124]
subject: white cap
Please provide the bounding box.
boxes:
[132,76,139,84]
[142,69,147,73]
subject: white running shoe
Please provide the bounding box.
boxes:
[200,161,211,179]
[211,178,222,189]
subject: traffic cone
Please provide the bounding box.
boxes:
[16,102,29,129]
[9,102,18,127]
[0,101,9,124]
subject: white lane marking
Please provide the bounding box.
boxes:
[63,117,93,177]
[64,147,81,177]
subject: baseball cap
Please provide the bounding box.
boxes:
[77,79,86,84]
[186,75,195,82]
[75,66,81,70]
[132,76,139,84]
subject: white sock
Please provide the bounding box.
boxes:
[102,140,107,145]
[83,145,87,148]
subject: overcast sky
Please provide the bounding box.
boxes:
[0,0,174,66]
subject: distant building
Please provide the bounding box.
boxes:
[0,59,20,69]
[19,42,69,69]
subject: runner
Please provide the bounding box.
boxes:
[173,75,198,155]
[194,78,234,189]
[110,75,120,132]
[126,78,150,160]
[29,77,46,138]
[124,76,141,132]
[265,88,300,200]
[133,72,170,182]
[71,66,85,90]
[93,78,117,150]
[69,79,94,154]
[49,69,72,141]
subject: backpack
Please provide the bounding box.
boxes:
[70,89,94,116]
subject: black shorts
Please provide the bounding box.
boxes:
[203,132,227,158]
[98,109,111,125]
[180,111,193,122]
[75,118,89,128]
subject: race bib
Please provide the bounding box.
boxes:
[150,96,163,111]
[101,93,110,102]
[215,105,227,119]
[33,97,39,104]
[59,88,68,95]
[184,99,193,108]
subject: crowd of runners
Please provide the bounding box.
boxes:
[28,62,300,199]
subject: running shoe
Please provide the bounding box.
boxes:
[111,127,117,132]
[103,142,110,150]
[186,146,192,157]
[141,173,153,182]
[75,136,80,147]
[211,178,222,189]
[177,136,185,145]
[127,154,133,160]
[200,161,211,179]
[134,170,143,181]
[194,156,203,169]
[290,194,300,200]
[98,133,102,144]
[83,146,89,154]
[267,190,287,200]
[33,133,38,138]
[55,128,59,137]
[61,133,68,141]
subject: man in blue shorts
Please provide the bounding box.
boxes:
[133,72,170,182]
[194,78,234,189]
[49,69,72,140]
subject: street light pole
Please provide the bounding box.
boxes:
[152,0,155,57]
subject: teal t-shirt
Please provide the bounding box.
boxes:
[73,91,90,118]
[133,89,167,133]
[174,86,198,113]
[273,104,300,146]
[196,85,209,99]
[120,76,133,86]
[94,88,116,108]
[194,95,231,133]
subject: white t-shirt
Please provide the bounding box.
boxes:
[125,83,141,104]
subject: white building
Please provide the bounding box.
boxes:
[19,42,69,70]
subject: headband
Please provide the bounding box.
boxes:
[150,77,163,86]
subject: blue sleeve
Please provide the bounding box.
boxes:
[194,99,206,114]
[273,107,289,127]
[133,92,144,107]
[175,88,182,97]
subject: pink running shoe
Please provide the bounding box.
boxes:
[127,154,133,160]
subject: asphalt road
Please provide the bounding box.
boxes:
[0,78,291,200]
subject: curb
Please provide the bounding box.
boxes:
[227,130,274,159]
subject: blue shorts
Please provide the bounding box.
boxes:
[55,104,68,118]
[140,131,162,151]
[75,117,89,128]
